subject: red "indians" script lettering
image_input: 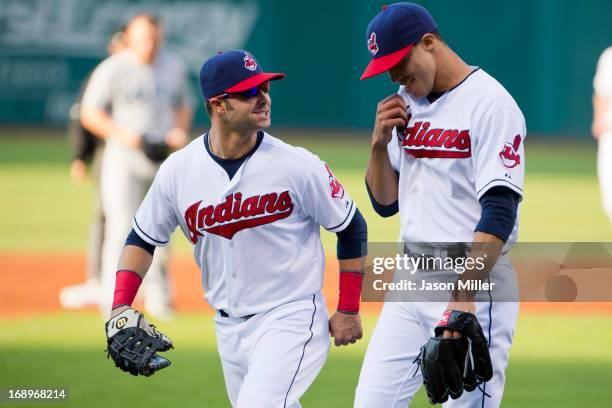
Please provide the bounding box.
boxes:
[184,191,294,242]
[400,121,472,158]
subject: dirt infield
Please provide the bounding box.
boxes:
[2,251,611,318]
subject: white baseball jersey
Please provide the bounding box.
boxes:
[357,68,526,408]
[132,132,355,317]
[594,47,612,130]
[387,67,526,243]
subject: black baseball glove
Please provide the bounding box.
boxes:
[419,310,493,404]
[141,137,169,163]
[105,308,173,376]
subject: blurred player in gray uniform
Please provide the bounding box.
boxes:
[60,28,126,309]
[81,14,195,319]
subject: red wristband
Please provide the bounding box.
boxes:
[112,270,143,309]
[338,271,363,314]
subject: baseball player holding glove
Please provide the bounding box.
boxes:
[81,14,195,320]
[356,3,525,407]
[105,50,368,408]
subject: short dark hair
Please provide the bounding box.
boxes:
[110,26,125,43]
[128,13,161,28]
[430,29,443,42]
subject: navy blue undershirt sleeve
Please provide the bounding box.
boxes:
[475,186,520,242]
[336,208,368,260]
[125,228,156,256]
[365,178,399,218]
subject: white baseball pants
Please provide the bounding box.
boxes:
[355,257,519,408]
[214,292,330,408]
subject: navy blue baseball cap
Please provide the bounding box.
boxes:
[360,3,437,80]
[199,50,285,100]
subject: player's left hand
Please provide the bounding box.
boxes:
[165,127,188,150]
[329,311,363,346]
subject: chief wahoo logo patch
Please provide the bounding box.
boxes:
[499,134,522,169]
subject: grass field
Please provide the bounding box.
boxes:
[1,313,612,407]
[1,130,611,251]
[1,130,612,407]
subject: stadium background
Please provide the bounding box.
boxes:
[1,0,611,407]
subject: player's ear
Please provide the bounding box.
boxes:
[420,33,436,51]
[204,101,213,118]
[209,97,227,114]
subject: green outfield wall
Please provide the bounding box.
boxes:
[0,0,609,136]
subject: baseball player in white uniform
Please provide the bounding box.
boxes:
[593,46,612,226]
[103,50,368,408]
[356,3,525,407]
[81,14,195,319]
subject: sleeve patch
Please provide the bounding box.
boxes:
[499,134,522,169]
[324,162,345,199]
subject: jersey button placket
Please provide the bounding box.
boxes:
[225,240,238,313]
[229,243,236,278]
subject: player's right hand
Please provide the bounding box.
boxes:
[372,94,410,149]
[69,159,87,184]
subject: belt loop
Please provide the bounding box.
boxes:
[218,309,254,320]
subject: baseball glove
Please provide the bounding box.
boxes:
[419,310,492,404]
[141,136,169,163]
[105,308,173,376]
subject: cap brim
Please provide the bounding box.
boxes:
[360,44,413,80]
[225,72,285,93]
